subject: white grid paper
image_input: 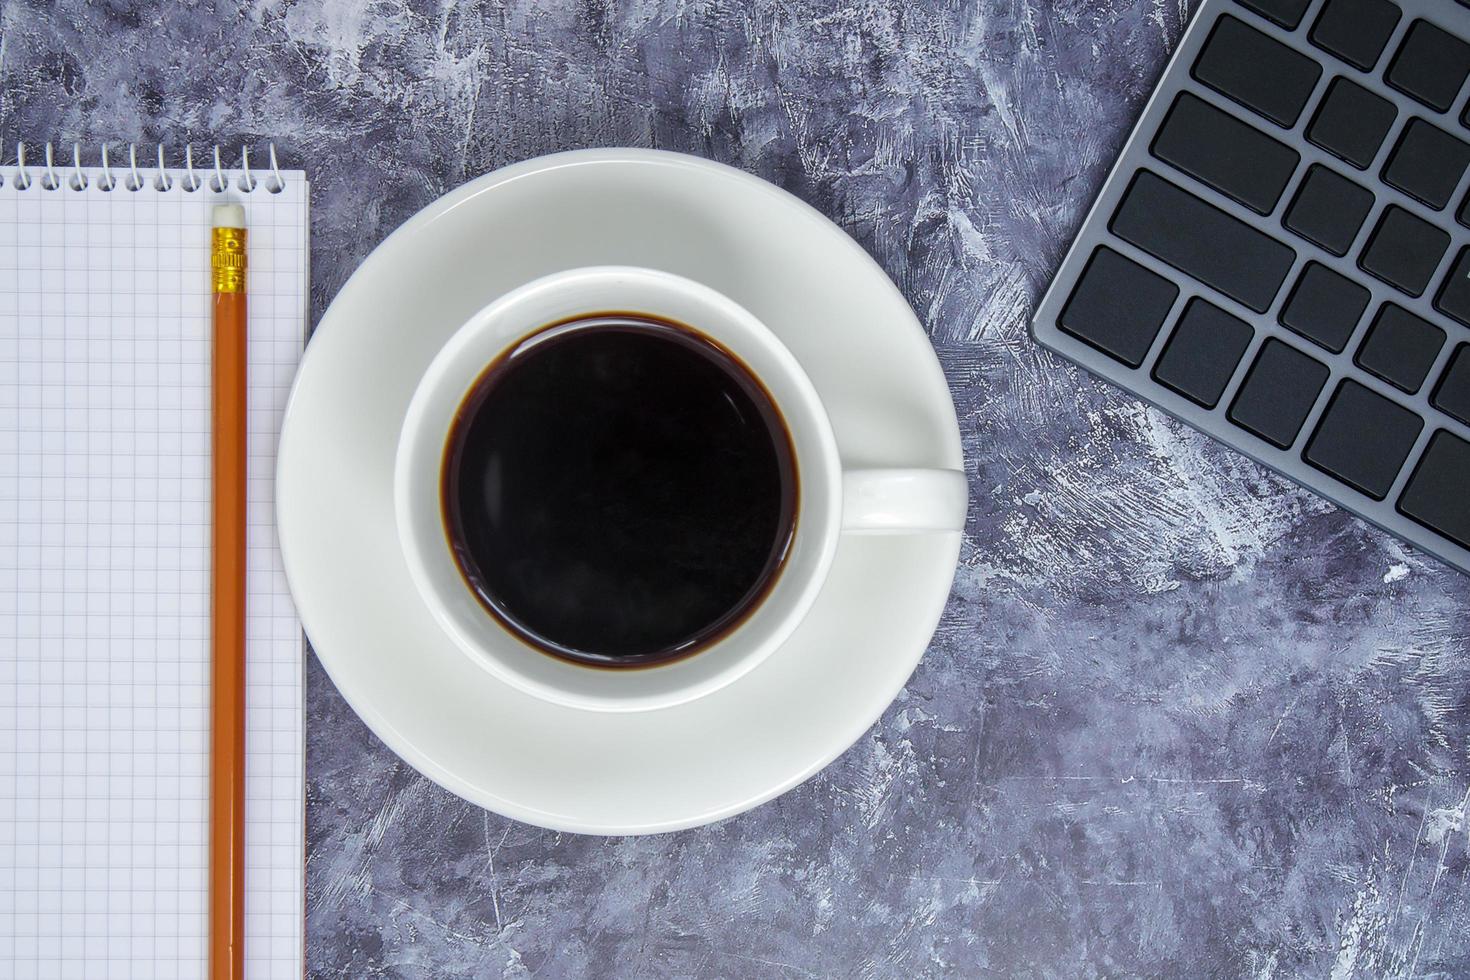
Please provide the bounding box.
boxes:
[0,165,308,979]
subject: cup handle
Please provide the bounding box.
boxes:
[841,468,968,533]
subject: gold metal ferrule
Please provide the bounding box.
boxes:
[212,227,247,294]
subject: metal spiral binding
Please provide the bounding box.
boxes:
[5,142,288,194]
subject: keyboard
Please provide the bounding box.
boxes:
[1032,0,1470,575]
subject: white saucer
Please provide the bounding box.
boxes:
[277,149,964,834]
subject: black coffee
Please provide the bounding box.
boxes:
[442,314,797,667]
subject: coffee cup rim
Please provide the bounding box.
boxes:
[394,266,844,712]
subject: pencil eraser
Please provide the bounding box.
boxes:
[213,204,246,229]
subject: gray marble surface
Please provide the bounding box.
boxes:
[5,0,1470,975]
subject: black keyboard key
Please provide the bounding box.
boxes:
[1280,261,1372,353]
[1111,171,1296,313]
[1238,0,1310,29]
[1310,0,1402,71]
[1305,380,1423,499]
[1398,430,1470,548]
[1436,247,1470,326]
[1382,118,1470,210]
[1387,20,1470,113]
[1283,165,1375,256]
[1194,16,1323,127]
[1432,343,1470,424]
[1152,299,1254,408]
[1354,304,1445,393]
[1459,191,1470,230]
[1228,339,1330,447]
[1308,77,1398,169]
[1360,206,1450,296]
[1058,247,1179,368]
[1151,94,1300,214]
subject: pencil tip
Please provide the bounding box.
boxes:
[212,204,246,229]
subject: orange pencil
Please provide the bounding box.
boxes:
[209,203,248,980]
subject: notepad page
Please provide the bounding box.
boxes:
[0,168,308,980]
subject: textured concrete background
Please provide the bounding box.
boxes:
[5,0,1470,976]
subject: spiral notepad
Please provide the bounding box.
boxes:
[0,145,307,979]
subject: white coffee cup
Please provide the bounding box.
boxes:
[395,267,967,712]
